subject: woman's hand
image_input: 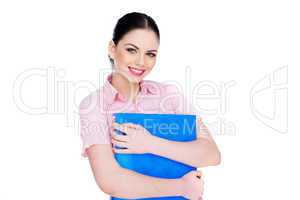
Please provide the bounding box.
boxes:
[180,170,204,200]
[111,118,155,154]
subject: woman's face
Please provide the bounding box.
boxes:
[108,28,159,83]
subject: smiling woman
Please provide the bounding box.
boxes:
[107,14,160,99]
[79,12,220,200]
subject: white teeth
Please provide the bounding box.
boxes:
[132,69,143,73]
[129,67,144,74]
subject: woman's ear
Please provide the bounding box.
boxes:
[108,40,116,60]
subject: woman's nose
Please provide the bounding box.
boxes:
[136,54,145,66]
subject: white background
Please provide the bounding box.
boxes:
[0,0,299,199]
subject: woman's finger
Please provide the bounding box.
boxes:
[113,147,131,154]
[111,137,128,147]
[121,123,140,129]
[113,122,131,133]
[111,130,128,142]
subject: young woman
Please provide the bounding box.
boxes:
[79,12,221,200]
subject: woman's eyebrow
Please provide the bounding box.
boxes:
[124,43,139,49]
[147,49,157,52]
[124,43,157,52]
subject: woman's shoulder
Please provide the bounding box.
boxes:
[78,88,104,113]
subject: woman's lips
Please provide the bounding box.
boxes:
[128,66,145,76]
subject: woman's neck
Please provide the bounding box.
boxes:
[111,72,140,102]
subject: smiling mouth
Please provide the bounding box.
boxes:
[128,66,145,76]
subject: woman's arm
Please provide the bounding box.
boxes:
[147,118,221,168]
[86,144,183,199]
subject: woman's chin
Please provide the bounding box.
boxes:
[128,71,147,82]
[114,68,146,83]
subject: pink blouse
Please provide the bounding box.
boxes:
[79,73,202,157]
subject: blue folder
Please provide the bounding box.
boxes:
[111,113,197,200]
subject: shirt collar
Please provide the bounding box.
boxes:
[103,73,158,104]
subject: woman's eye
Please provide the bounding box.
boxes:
[147,53,156,58]
[126,48,136,54]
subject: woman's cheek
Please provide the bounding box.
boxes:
[146,58,156,68]
[116,50,130,64]
[124,53,137,65]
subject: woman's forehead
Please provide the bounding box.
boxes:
[118,29,159,50]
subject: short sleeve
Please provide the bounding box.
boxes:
[79,91,111,158]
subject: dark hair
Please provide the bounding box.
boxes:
[109,12,160,66]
